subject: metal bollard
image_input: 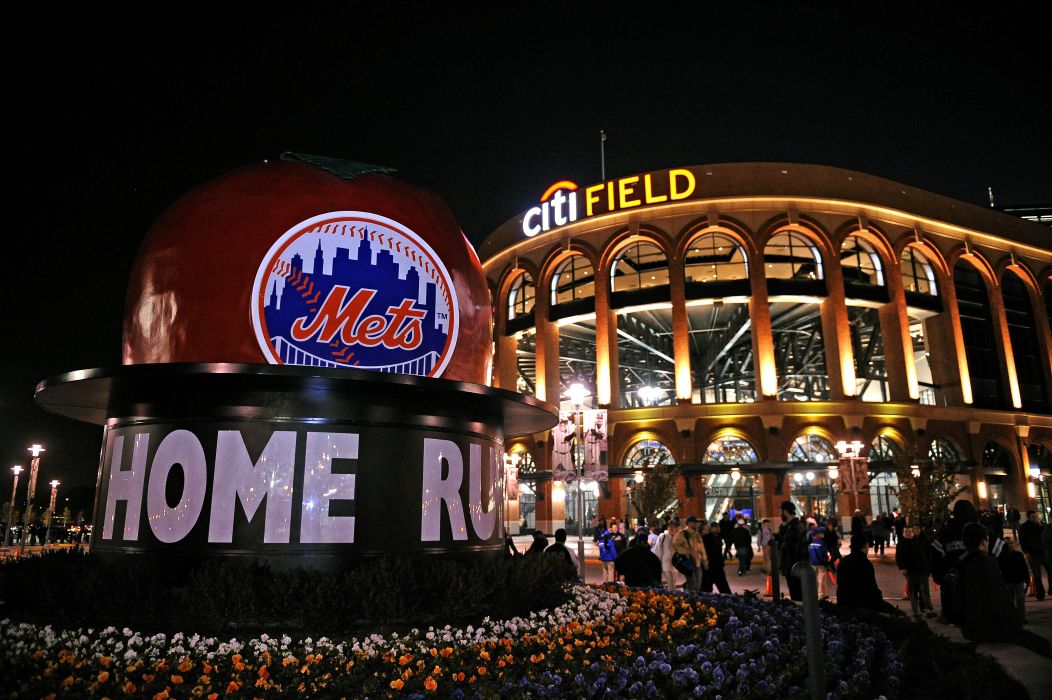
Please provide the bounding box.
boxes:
[770,544,781,599]
[792,561,825,700]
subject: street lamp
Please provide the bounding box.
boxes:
[18,444,44,557]
[835,440,868,515]
[566,383,589,580]
[827,466,839,519]
[3,466,23,550]
[44,480,60,546]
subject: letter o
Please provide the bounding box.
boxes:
[146,429,208,543]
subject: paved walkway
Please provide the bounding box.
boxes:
[517,534,1052,699]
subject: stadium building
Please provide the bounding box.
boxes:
[479,163,1052,534]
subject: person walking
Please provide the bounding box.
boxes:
[871,514,888,557]
[1005,504,1021,541]
[655,518,684,587]
[599,522,626,582]
[808,527,831,599]
[999,538,1030,624]
[615,528,663,587]
[733,518,754,575]
[895,524,935,618]
[719,512,735,561]
[1019,510,1049,600]
[673,516,708,591]
[702,523,733,593]
[757,519,775,574]
[777,501,808,601]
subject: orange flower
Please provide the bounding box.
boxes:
[424,676,438,691]
[123,682,137,694]
[99,656,112,667]
[203,661,213,675]
[390,679,404,690]
[97,671,110,684]
[429,648,438,658]
[225,681,240,695]
[258,666,270,681]
[479,650,490,662]
[207,694,219,700]
[477,667,487,676]
[61,676,74,688]
[440,647,453,658]
[142,674,155,683]
[178,658,193,673]
[231,654,242,665]
[171,674,184,685]
[153,691,169,700]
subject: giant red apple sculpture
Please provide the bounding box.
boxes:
[123,153,491,384]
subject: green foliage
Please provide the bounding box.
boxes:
[0,550,571,636]
[630,466,678,525]
[891,456,968,525]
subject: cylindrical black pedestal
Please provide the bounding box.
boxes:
[35,364,556,569]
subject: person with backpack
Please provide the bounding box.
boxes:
[808,527,832,598]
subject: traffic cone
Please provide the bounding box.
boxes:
[1028,574,1036,597]
[764,575,773,597]
[903,580,909,600]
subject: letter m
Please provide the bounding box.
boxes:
[208,431,296,543]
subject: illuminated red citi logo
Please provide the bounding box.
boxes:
[252,212,459,377]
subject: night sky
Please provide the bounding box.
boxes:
[3,7,1050,505]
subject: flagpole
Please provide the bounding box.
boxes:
[600,130,607,181]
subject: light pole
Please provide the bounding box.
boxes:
[567,382,588,580]
[44,480,59,546]
[827,466,839,519]
[3,466,23,551]
[835,440,867,516]
[18,444,45,557]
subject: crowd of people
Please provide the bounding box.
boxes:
[513,499,1052,658]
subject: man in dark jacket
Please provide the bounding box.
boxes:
[544,528,580,582]
[837,534,893,613]
[702,523,733,593]
[732,519,754,575]
[895,524,935,617]
[1018,511,1048,600]
[777,500,807,601]
[615,528,663,587]
[719,512,735,560]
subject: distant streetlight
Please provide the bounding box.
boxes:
[44,480,60,546]
[565,382,588,579]
[18,444,45,557]
[3,466,23,550]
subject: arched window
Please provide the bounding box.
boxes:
[954,259,1006,409]
[841,236,884,286]
[788,434,838,463]
[510,445,537,475]
[703,436,759,464]
[507,272,535,320]
[623,439,675,469]
[1001,270,1048,412]
[610,241,668,292]
[900,247,937,296]
[764,231,823,280]
[869,435,903,466]
[684,232,748,284]
[550,254,595,306]
[928,437,960,464]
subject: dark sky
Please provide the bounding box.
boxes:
[3,6,1050,498]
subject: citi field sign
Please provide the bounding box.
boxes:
[522,168,699,237]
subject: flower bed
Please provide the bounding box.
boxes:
[0,586,900,698]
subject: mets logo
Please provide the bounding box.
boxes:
[251,211,459,377]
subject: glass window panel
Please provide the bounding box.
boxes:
[841,236,884,286]
[764,231,823,280]
[849,306,888,402]
[687,302,756,404]
[928,438,960,464]
[771,301,829,401]
[908,313,936,405]
[507,272,535,320]
[900,247,937,296]
[953,261,1006,409]
[515,329,536,397]
[788,434,838,463]
[551,255,595,305]
[703,436,759,464]
[617,307,675,407]
[623,439,676,468]
[611,241,669,293]
[684,233,748,284]
[558,316,598,410]
[1002,272,1048,412]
